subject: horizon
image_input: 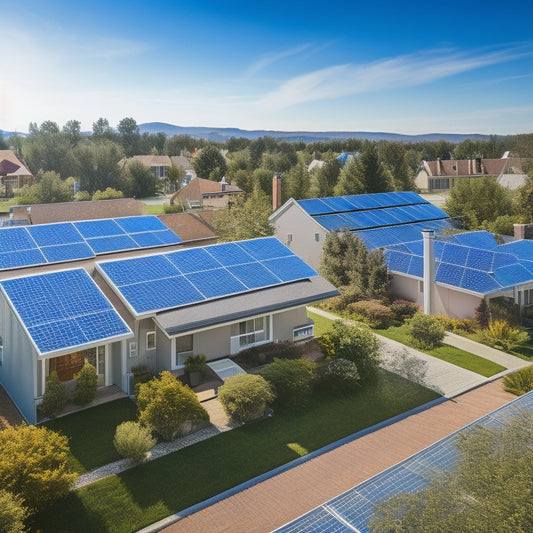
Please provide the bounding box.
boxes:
[2,0,533,136]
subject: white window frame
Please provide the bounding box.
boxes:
[128,341,137,359]
[146,331,156,351]
[0,335,3,367]
[230,315,272,354]
[172,334,193,370]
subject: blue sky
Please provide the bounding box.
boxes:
[2,0,533,135]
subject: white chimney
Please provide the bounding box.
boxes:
[422,230,435,315]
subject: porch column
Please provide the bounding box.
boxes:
[105,345,111,386]
[41,359,46,397]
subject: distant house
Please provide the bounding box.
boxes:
[171,176,243,210]
[307,160,325,172]
[414,154,526,192]
[170,154,197,187]
[0,150,34,196]
[120,155,172,180]
[336,152,359,167]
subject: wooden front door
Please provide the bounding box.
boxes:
[50,352,85,382]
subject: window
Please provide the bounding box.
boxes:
[128,342,137,359]
[231,316,270,349]
[175,335,193,367]
[418,280,424,293]
[315,233,320,242]
[0,335,3,367]
[287,233,293,243]
[146,331,156,350]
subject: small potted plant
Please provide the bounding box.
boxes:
[185,354,206,387]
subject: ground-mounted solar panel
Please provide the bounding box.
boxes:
[73,219,125,238]
[297,198,334,216]
[185,268,248,299]
[0,269,131,355]
[40,242,95,263]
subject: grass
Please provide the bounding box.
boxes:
[375,325,506,377]
[32,372,438,533]
[307,310,335,337]
[43,398,138,474]
[0,199,13,213]
[142,204,165,215]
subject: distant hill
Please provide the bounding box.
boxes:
[138,122,493,143]
[0,129,27,138]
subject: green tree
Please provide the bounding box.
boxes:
[40,371,67,418]
[0,489,27,533]
[73,360,98,405]
[284,161,310,201]
[0,424,77,512]
[117,117,140,157]
[62,120,82,146]
[260,358,316,411]
[444,177,516,229]
[192,145,227,180]
[333,157,365,196]
[137,371,209,441]
[218,374,274,423]
[166,164,185,192]
[13,171,73,205]
[369,412,533,533]
[318,320,381,379]
[92,117,116,141]
[212,186,274,242]
[379,142,415,191]
[320,230,390,305]
[121,159,156,198]
[316,158,341,197]
[92,187,124,200]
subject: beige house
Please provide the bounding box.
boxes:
[414,155,526,192]
[120,155,172,180]
[0,150,34,196]
[171,176,242,209]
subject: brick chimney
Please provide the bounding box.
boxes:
[273,172,282,211]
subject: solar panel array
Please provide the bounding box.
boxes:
[97,237,318,316]
[0,216,182,271]
[274,392,533,533]
[0,269,132,355]
[297,192,449,231]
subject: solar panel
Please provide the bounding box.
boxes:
[465,248,494,271]
[313,214,351,231]
[454,231,498,250]
[129,230,181,248]
[436,263,465,286]
[460,269,501,294]
[261,255,318,282]
[238,237,295,260]
[0,249,47,270]
[0,269,131,355]
[185,268,248,298]
[100,254,179,285]
[115,215,169,233]
[494,264,533,288]
[27,223,84,246]
[86,235,139,254]
[321,196,357,212]
[297,198,334,216]
[40,243,95,263]
[440,243,469,266]
[74,219,125,238]
[386,250,411,274]
[0,227,38,252]
[166,247,222,273]
[344,194,382,210]
[205,242,255,266]
[226,262,281,289]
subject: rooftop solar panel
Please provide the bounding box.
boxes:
[226,262,281,289]
[320,196,357,212]
[261,255,318,282]
[86,235,139,254]
[100,254,179,285]
[313,214,352,231]
[185,268,248,299]
[26,223,84,246]
[238,237,295,260]
[129,230,181,248]
[297,198,333,216]
[407,255,423,277]
[166,247,222,273]
[440,243,469,266]
[460,269,501,293]
[205,242,255,266]
[343,194,382,210]
[40,242,95,263]
[73,219,125,238]
[0,269,131,355]
[465,248,494,271]
[386,250,411,274]
[454,231,498,250]
[0,227,37,252]
[115,215,169,233]
[499,239,533,260]
[494,264,533,288]
[0,249,47,270]
[436,263,465,286]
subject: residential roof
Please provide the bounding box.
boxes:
[157,213,217,243]
[126,155,172,167]
[0,150,33,177]
[171,177,242,204]
[10,198,144,225]
[155,276,339,336]
[170,155,194,170]
[423,157,524,178]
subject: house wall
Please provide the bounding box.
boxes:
[0,295,37,424]
[414,169,430,192]
[272,307,311,342]
[272,204,328,270]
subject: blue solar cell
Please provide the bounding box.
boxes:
[99,255,179,285]
[115,215,168,233]
[238,237,294,260]
[407,256,423,278]
[436,263,465,286]
[440,243,469,266]
[261,255,317,282]
[455,231,498,250]
[370,208,403,226]
[86,235,138,254]
[153,229,182,245]
[320,196,357,212]
[28,319,86,354]
[226,262,282,289]
[129,230,181,248]
[465,248,494,271]
[314,214,352,231]
[386,250,411,274]
[343,194,382,210]
[391,206,420,223]
[186,268,248,298]
[27,223,84,246]
[76,310,130,342]
[494,264,533,288]
[40,242,95,263]
[499,239,533,260]
[119,276,205,314]
[342,211,377,229]
[0,227,36,252]
[404,241,423,255]
[297,198,334,215]
[491,252,516,270]
[0,249,47,270]
[206,242,255,266]
[460,269,501,293]
[73,219,125,238]
[166,247,222,273]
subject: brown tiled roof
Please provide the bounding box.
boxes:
[172,177,242,203]
[119,155,172,168]
[425,158,523,177]
[10,198,144,224]
[0,159,20,175]
[157,213,217,243]
[0,150,33,177]
[195,210,215,227]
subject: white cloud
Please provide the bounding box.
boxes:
[258,46,533,109]
[245,44,311,76]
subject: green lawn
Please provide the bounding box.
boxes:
[32,372,438,533]
[43,398,138,474]
[0,199,13,213]
[308,310,335,337]
[376,325,506,377]
[142,204,165,215]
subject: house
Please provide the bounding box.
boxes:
[414,154,526,192]
[336,152,359,167]
[170,154,197,187]
[120,155,172,180]
[170,176,243,210]
[269,191,451,270]
[0,150,34,196]
[0,215,337,423]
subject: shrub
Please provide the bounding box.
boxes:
[477,320,529,352]
[0,424,77,512]
[406,312,445,350]
[347,299,394,328]
[320,358,360,393]
[436,315,477,334]
[390,299,421,322]
[113,421,156,462]
[73,360,98,405]
[233,342,301,368]
[40,371,67,417]
[185,353,206,373]
[474,299,491,329]
[137,371,209,441]
[260,358,315,411]
[0,489,27,533]
[503,366,533,396]
[163,202,184,214]
[317,320,381,379]
[131,366,156,394]
[218,374,274,423]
